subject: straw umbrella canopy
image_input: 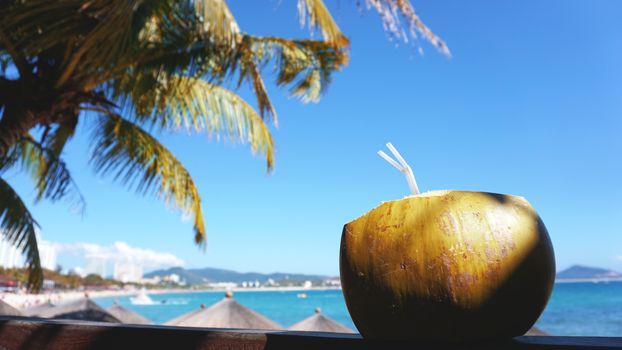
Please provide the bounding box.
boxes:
[31,297,121,323]
[0,299,22,316]
[107,301,152,325]
[288,308,354,333]
[23,299,56,316]
[165,291,282,330]
[526,327,550,336]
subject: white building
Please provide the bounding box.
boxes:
[0,232,57,270]
[38,240,57,271]
[69,267,86,277]
[113,262,143,283]
[140,276,161,285]
[0,236,24,268]
[324,278,341,287]
[84,255,107,277]
[207,282,237,289]
[163,273,181,284]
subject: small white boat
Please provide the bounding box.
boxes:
[130,288,155,305]
[297,293,307,299]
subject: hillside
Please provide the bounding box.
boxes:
[145,267,333,285]
[556,265,621,280]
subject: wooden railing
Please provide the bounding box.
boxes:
[1,316,621,350]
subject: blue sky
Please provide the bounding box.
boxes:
[7,1,622,276]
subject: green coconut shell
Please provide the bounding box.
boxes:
[340,190,555,341]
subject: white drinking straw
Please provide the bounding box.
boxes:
[377,150,404,172]
[378,142,420,195]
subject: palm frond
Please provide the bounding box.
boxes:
[297,0,349,47]
[17,135,85,213]
[2,0,188,87]
[45,116,79,156]
[89,112,206,247]
[1,0,98,74]
[0,27,30,77]
[167,77,275,170]
[0,142,19,171]
[236,48,278,124]
[195,0,240,47]
[54,1,142,87]
[113,74,275,170]
[86,3,239,93]
[365,0,450,55]
[242,36,348,104]
[0,177,42,291]
[0,53,11,75]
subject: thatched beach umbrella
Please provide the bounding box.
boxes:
[23,299,56,316]
[32,297,121,323]
[165,291,282,330]
[0,299,22,316]
[107,301,152,325]
[526,327,550,336]
[288,308,354,333]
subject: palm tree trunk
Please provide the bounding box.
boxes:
[0,106,39,157]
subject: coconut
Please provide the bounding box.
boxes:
[339,144,555,341]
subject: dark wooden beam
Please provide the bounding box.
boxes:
[1,316,621,350]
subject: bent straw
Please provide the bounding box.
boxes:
[377,150,404,171]
[378,143,420,195]
[386,143,408,170]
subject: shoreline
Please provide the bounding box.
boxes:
[146,286,341,295]
[1,289,136,310]
[9,280,620,310]
[1,286,342,310]
[555,278,622,284]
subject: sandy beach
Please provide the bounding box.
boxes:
[0,289,136,310]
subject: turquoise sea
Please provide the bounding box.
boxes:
[96,282,622,336]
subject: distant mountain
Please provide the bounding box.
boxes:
[144,267,333,285]
[556,265,622,280]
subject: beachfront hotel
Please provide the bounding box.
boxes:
[0,234,57,271]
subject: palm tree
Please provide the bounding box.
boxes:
[0,0,447,291]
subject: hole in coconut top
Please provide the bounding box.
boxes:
[347,190,456,223]
[404,189,453,198]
